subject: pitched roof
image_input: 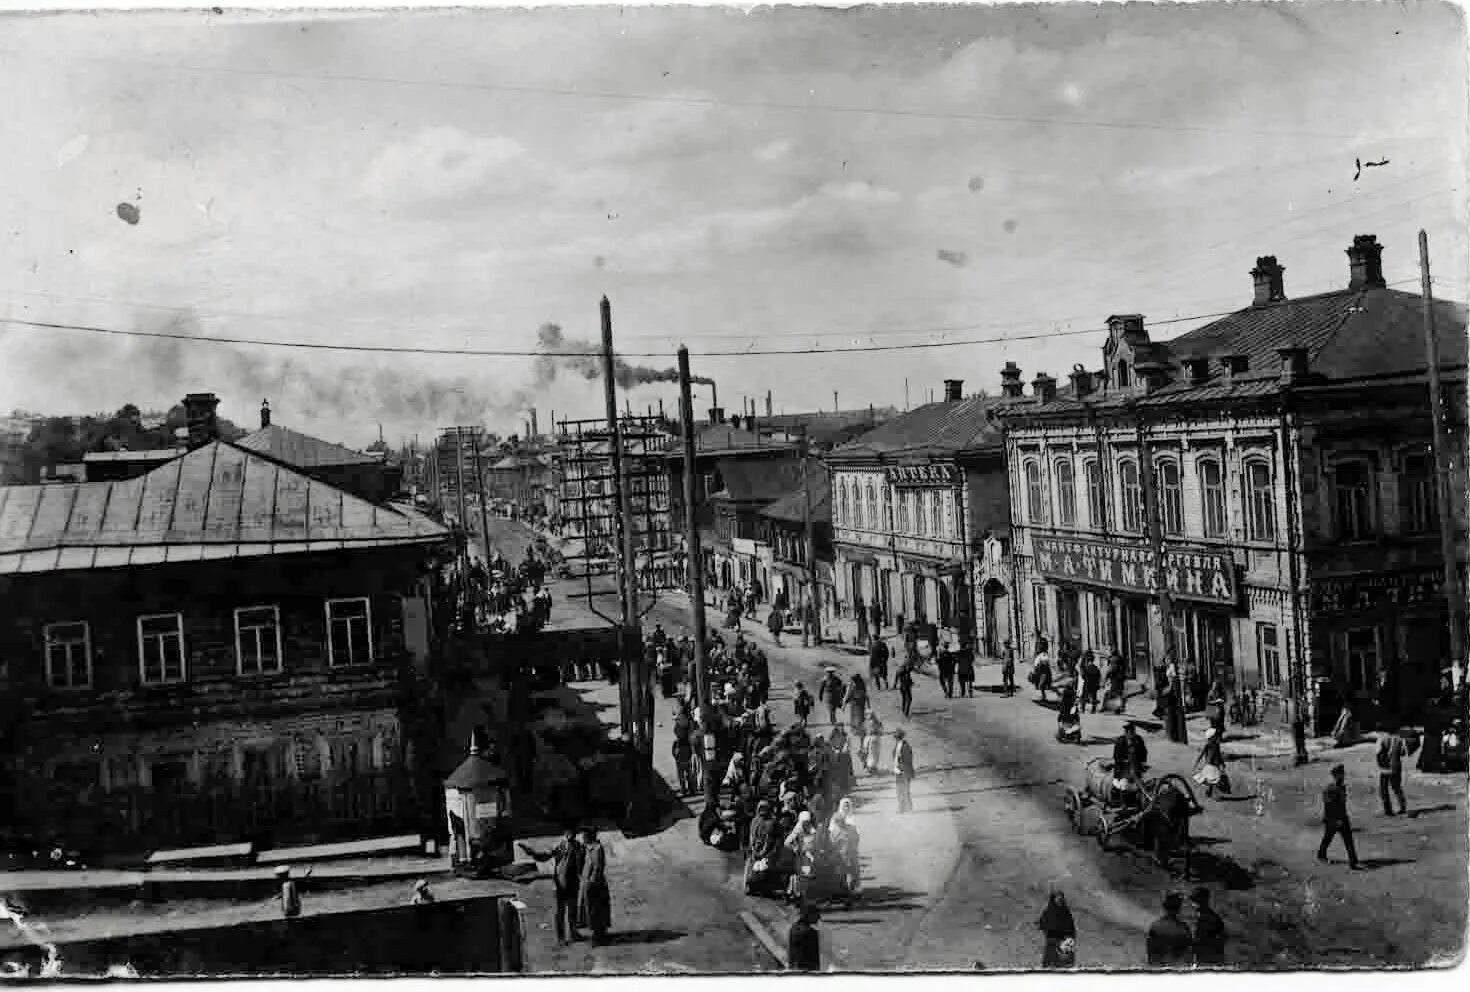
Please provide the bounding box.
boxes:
[709,457,806,504]
[760,461,831,523]
[0,441,449,576]
[829,395,1018,461]
[236,423,382,468]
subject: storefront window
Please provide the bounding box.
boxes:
[1198,458,1226,537]
[1244,459,1275,541]
[1084,460,1105,528]
[1119,460,1144,532]
[1400,451,1436,534]
[1054,458,1076,526]
[1258,623,1281,687]
[1333,461,1375,540]
[1024,460,1046,524]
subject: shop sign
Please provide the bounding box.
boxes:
[732,537,757,556]
[885,463,960,487]
[1311,569,1442,615]
[1033,536,1237,605]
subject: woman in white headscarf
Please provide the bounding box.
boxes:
[827,797,861,906]
[784,810,819,904]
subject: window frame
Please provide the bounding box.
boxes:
[1083,459,1104,529]
[137,612,187,685]
[234,604,285,677]
[1118,459,1144,533]
[1197,457,1227,538]
[43,620,93,690]
[897,490,911,532]
[1257,622,1282,688]
[930,490,944,538]
[1400,450,1436,535]
[1024,459,1047,525]
[864,482,877,532]
[1155,458,1184,537]
[1345,626,1380,694]
[1331,459,1376,541]
[1243,457,1276,542]
[325,597,374,669]
[1053,457,1077,527]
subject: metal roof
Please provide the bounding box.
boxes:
[235,424,383,468]
[828,395,1020,461]
[760,461,831,523]
[0,441,449,576]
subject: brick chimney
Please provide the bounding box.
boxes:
[259,399,271,429]
[943,379,964,402]
[1000,362,1024,398]
[708,406,725,425]
[1220,355,1250,382]
[183,392,220,449]
[1031,373,1057,403]
[1277,345,1309,385]
[1068,364,1093,398]
[1183,358,1211,386]
[1346,234,1386,289]
[1251,256,1286,307]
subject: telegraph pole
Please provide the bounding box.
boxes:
[799,428,821,648]
[1419,230,1467,680]
[469,428,492,564]
[678,346,718,806]
[1135,412,1186,744]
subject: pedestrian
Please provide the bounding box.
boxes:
[819,667,846,726]
[1189,887,1227,966]
[956,645,976,698]
[1205,679,1227,734]
[1105,650,1127,712]
[1080,652,1102,713]
[1191,726,1228,798]
[275,865,302,920]
[767,605,784,645]
[896,664,915,719]
[859,711,884,775]
[868,635,891,690]
[520,826,583,944]
[1037,889,1076,968]
[869,599,883,638]
[1316,764,1363,869]
[1031,642,1054,703]
[847,674,869,731]
[1146,892,1193,967]
[892,728,916,813]
[793,681,814,728]
[672,704,697,796]
[577,827,612,943]
[1002,640,1017,697]
[936,645,956,698]
[1376,725,1411,816]
[787,902,822,971]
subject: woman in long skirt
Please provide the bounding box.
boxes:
[1038,890,1076,968]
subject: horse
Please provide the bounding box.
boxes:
[1138,776,1196,879]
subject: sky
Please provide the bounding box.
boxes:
[0,1,1465,449]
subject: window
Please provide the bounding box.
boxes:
[1119,460,1144,532]
[1333,461,1375,540]
[43,621,92,690]
[915,490,928,534]
[137,613,186,685]
[1083,460,1105,528]
[897,491,911,532]
[1345,627,1379,693]
[1401,452,1436,534]
[930,491,944,538]
[1198,459,1227,538]
[1054,458,1077,526]
[1258,623,1282,688]
[1024,460,1046,524]
[880,487,891,530]
[1032,584,1050,637]
[1156,460,1183,536]
[1244,459,1275,542]
[326,598,374,667]
[1116,361,1131,388]
[235,605,283,676]
[865,483,877,531]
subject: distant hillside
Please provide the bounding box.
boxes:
[13,403,246,483]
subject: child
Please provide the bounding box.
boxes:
[793,681,814,727]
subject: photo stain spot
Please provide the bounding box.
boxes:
[968,175,985,192]
[115,203,140,225]
[1002,219,1018,233]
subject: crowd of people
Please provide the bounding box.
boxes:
[459,548,556,635]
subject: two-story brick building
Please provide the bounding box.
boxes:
[0,424,454,854]
[754,459,835,621]
[1002,235,1467,731]
[827,380,1018,653]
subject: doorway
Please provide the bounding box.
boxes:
[1122,599,1150,679]
[911,575,928,625]
[983,580,1010,658]
[1058,588,1082,651]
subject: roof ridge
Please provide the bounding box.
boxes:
[1306,287,1372,360]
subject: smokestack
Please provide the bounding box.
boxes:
[766,391,772,418]
[1000,362,1024,398]
[1251,255,1287,307]
[183,392,220,449]
[833,391,838,413]
[530,409,539,437]
[1346,234,1386,290]
[259,398,271,429]
[658,398,665,420]
[943,379,964,402]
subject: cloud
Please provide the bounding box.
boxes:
[818,181,902,205]
[936,249,968,268]
[360,126,526,202]
[754,139,794,163]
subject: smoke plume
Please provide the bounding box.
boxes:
[533,323,712,389]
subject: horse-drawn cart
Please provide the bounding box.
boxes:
[1063,758,1203,870]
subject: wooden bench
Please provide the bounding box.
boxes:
[255,834,423,865]
[145,842,254,868]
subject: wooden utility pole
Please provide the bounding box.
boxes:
[453,428,470,577]
[1135,413,1186,744]
[469,428,492,563]
[800,428,821,648]
[1419,230,1467,676]
[678,346,718,806]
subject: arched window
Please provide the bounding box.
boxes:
[1198,458,1226,537]
[1333,460,1375,540]
[1401,451,1435,534]
[1024,460,1046,524]
[1083,459,1104,527]
[915,490,928,534]
[1054,458,1076,526]
[838,480,850,526]
[1245,458,1275,541]
[898,490,911,532]
[881,486,891,531]
[1156,459,1183,536]
[1116,362,1131,388]
[930,491,944,538]
[1119,460,1144,532]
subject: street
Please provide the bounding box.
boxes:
[523,549,1466,971]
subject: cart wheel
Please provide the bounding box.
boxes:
[1063,788,1082,826]
[1096,816,1115,851]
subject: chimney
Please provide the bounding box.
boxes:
[1183,358,1211,386]
[766,391,773,417]
[1346,234,1386,289]
[1134,362,1167,394]
[708,406,725,425]
[1000,361,1025,398]
[943,379,964,402]
[1277,345,1309,385]
[1251,255,1287,306]
[1031,373,1057,404]
[183,392,220,449]
[259,398,271,429]
[730,414,742,430]
[1068,364,1093,398]
[530,409,539,437]
[1220,355,1250,382]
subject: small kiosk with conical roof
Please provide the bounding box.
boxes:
[444,733,511,876]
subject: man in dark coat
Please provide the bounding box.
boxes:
[1080,653,1102,713]
[578,827,612,943]
[1113,722,1149,781]
[1316,764,1363,869]
[520,827,583,944]
[869,636,891,690]
[787,902,822,971]
[1146,892,1193,966]
[1189,887,1227,965]
[896,664,915,719]
[936,648,956,699]
[818,668,846,726]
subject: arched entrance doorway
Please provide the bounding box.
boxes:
[983,579,1010,658]
[911,575,928,625]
